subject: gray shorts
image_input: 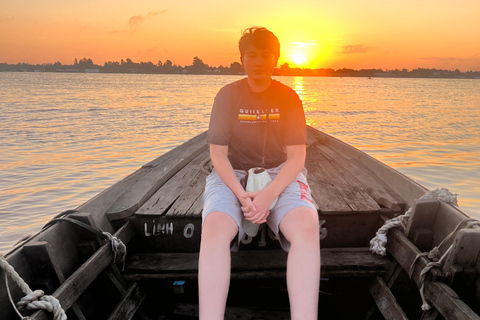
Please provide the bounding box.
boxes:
[202,163,318,251]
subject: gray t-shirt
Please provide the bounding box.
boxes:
[208,78,307,170]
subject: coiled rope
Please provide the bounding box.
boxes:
[1,252,66,320]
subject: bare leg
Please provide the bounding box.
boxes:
[279,207,320,320]
[198,211,238,320]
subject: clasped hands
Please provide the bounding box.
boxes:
[240,188,276,224]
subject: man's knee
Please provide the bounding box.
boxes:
[280,208,319,244]
[201,211,238,244]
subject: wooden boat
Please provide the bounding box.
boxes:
[1,126,479,320]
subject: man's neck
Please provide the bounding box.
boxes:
[247,77,272,92]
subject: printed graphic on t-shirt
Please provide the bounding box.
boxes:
[297,180,313,204]
[238,108,280,123]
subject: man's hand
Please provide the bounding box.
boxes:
[241,188,276,224]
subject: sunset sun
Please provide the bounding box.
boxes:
[291,52,308,65]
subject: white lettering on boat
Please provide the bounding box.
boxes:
[144,220,174,236]
[183,223,195,238]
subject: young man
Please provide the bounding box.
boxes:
[198,27,320,320]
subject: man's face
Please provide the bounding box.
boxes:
[242,45,278,81]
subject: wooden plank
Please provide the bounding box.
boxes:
[307,126,427,207]
[306,144,380,213]
[76,169,148,233]
[317,142,405,212]
[305,147,354,213]
[107,132,208,220]
[107,282,145,320]
[136,149,209,216]
[31,221,136,320]
[420,309,439,320]
[124,248,390,279]
[173,303,291,320]
[313,144,381,212]
[369,276,409,320]
[165,168,206,218]
[188,192,204,217]
[385,223,480,320]
[126,268,387,281]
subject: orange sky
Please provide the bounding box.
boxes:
[1,0,480,71]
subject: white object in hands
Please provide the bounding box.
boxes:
[242,168,278,237]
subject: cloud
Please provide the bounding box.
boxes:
[128,10,167,31]
[293,41,319,48]
[417,57,465,62]
[340,44,371,54]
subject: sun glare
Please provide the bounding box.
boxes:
[291,53,307,65]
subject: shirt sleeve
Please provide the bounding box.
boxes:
[207,85,232,146]
[282,89,307,146]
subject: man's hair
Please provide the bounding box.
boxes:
[239,27,280,61]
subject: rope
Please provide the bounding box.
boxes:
[102,232,127,271]
[412,218,480,310]
[369,187,458,256]
[1,253,67,320]
[43,216,127,270]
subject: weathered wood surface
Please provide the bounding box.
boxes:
[124,248,390,281]
[369,276,409,320]
[107,282,145,320]
[316,142,404,212]
[31,221,136,320]
[306,126,404,213]
[385,219,480,320]
[305,126,427,207]
[135,126,406,220]
[136,149,209,216]
[107,132,208,220]
[165,167,206,217]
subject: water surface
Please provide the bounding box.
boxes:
[0,73,479,252]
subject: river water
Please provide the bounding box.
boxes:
[1,73,479,252]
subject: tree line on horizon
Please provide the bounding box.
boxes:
[1,56,479,79]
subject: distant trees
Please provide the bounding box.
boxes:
[0,57,479,78]
[190,56,208,74]
[77,58,94,69]
[229,62,244,74]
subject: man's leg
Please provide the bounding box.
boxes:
[198,211,238,320]
[279,207,320,320]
